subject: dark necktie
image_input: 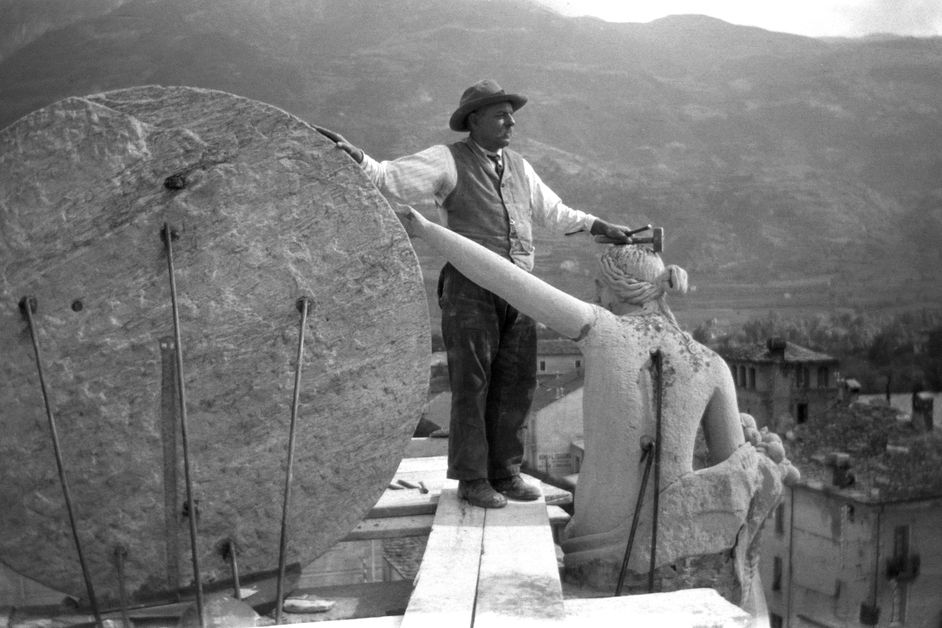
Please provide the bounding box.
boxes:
[488,154,503,178]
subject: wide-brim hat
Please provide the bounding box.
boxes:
[449,79,527,132]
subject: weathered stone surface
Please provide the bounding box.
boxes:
[562,428,792,615]
[554,294,797,619]
[0,86,429,606]
[560,445,764,573]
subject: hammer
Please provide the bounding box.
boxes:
[630,227,664,253]
[592,226,664,253]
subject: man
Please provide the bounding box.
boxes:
[318,79,636,508]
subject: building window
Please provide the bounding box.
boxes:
[539,360,546,372]
[775,502,785,535]
[575,360,582,369]
[817,366,829,388]
[749,367,756,389]
[891,581,908,623]
[772,556,783,591]
[795,365,810,388]
[770,613,783,628]
[894,525,910,558]
[890,525,910,623]
[797,403,808,424]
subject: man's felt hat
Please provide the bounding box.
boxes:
[449,79,527,132]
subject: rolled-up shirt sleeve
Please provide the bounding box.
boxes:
[522,159,597,234]
[359,145,457,208]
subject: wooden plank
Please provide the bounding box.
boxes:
[342,514,435,541]
[366,491,566,525]
[275,616,403,627]
[563,588,751,627]
[520,465,577,504]
[546,505,571,544]
[546,505,571,527]
[378,458,571,515]
[474,480,567,627]
[369,456,570,519]
[400,482,485,628]
[541,485,573,508]
[404,437,449,458]
[369,490,440,518]
[394,455,449,475]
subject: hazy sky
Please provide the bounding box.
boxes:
[536,0,942,38]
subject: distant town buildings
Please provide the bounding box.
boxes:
[720,338,840,432]
[522,337,585,481]
[764,398,941,628]
[524,372,583,480]
[536,338,584,377]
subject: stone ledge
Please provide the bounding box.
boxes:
[563,588,751,627]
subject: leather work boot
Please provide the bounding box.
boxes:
[491,475,541,501]
[458,479,507,508]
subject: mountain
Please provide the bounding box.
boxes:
[2,0,941,327]
[0,0,130,61]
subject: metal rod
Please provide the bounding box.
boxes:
[162,223,205,627]
[614,438,655,596]
[18,296,104,628]
[275,297,313,625]
[113,546,132,628]
[648,349,664,593]
[159,337,182,597]
[227,540,242,600]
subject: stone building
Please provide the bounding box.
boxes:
[519,336,587,480]
[523,372,584,480]
[536,337,584,377]
[764,399,942,628]
[720,338,840,432]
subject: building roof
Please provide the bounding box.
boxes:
[788,399,942,502]
[537,338,581,356]
[719,339,837,364]
[530,372,584,412]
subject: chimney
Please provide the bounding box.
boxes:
[912,391,934,432]
[825,452,855,488]
[767,337,787,360]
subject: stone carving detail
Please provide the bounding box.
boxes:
[561,325,800,618]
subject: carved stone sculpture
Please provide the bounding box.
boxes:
[560,312,799,619]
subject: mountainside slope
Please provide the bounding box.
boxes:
[2,0,940,321]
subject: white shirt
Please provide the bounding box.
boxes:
[359,140,597,234]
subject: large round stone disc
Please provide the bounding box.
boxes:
[0,86,430,606]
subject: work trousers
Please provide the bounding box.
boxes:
[438,263,538,481]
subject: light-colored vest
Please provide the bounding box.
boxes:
[445,141,535,271]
